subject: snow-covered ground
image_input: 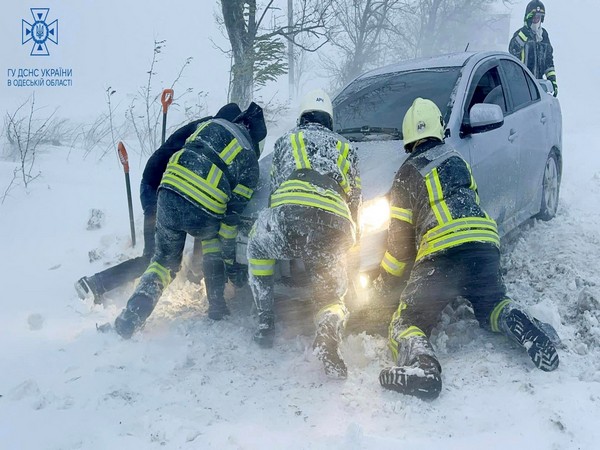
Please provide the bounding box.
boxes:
[2,1,600,449]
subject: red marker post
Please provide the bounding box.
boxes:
[161,89,174,145]
[117,141,136,247]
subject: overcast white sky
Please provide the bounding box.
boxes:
[0,1,533,120]
[0,1,233,121]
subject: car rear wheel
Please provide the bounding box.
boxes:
[537,152,560,221]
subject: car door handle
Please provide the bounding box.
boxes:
[508,129,518,143]
[541,113,547,124]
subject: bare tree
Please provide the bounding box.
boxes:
[290,31,316,98]
[4,94,56,190]
[126,40,193,158]
[323,0,406,91]
[323,0,509,92]
[218,0,332,107]
[393,0,501,58]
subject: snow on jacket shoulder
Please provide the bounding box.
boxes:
[159,119,259,225]
[270,123,361,223]
[142,117,210,192]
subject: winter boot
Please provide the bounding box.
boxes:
[313,305,349,379]
[498,305,559,372]
[207,299,231,321]
[379,334,442,400]
[253,312,275,348]
[75,276,103,304]
[114,293,154,339]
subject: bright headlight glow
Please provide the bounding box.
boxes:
[359,197,390,234]
[359,274,370,289]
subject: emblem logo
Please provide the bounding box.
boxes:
[22,8,58,56]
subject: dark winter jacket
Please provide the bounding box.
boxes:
[269,123,362,227]
[159,118,259,229]
[509,25,556,82]
[380,140,499,285]
[140,103,243,215]
[140,118,209,214]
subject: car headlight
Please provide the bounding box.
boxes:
[359,196,390,234]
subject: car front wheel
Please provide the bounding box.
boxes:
[537,151,560,221]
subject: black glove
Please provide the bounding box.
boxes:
[547,77,558,98]
[225,261,248,288]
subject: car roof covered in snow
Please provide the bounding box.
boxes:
[354,51,502,80]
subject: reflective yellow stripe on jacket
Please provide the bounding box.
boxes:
[418,166,499,261]
[160,150,229,215]
[381,251,407,278]
[185,120,211,144]
[291,132,310,169]
[219,138,243,165]
[417,217,500,261]
[518,31,528,62]
[425,167,452,224]
[336,140,352,194]
[271,179,351,221]
[233,183,253,199]
[391,206,413,224]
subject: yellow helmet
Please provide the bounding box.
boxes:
[402,97,445,151]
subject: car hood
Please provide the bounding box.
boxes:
[355,140,407,200]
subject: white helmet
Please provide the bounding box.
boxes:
[298,88,333,124]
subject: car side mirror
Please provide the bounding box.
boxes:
[467,103,504,134]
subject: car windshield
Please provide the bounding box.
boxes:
[334,67,462,141]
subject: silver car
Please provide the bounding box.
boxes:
[237,51,562,303]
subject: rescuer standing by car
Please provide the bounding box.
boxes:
[375,98,559,399]
[509,0,558,96]
[247,89,362,379]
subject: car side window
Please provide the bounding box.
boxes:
[500,59,533,110]
[467,67,506,114]
[525,71,541,101]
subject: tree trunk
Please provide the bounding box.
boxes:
[230,61,254,107]
[221,0,257,107]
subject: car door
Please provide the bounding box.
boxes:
[499,58,548,219]
[460,61,520,234]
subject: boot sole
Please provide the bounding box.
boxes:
[379,366,442,400]
[505,309,560,372]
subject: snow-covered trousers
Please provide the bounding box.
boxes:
[91,210,156,295]
[91,181,161,295]
[388,242,510,363]
[127,188,223,315]
[247,203,355,327]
